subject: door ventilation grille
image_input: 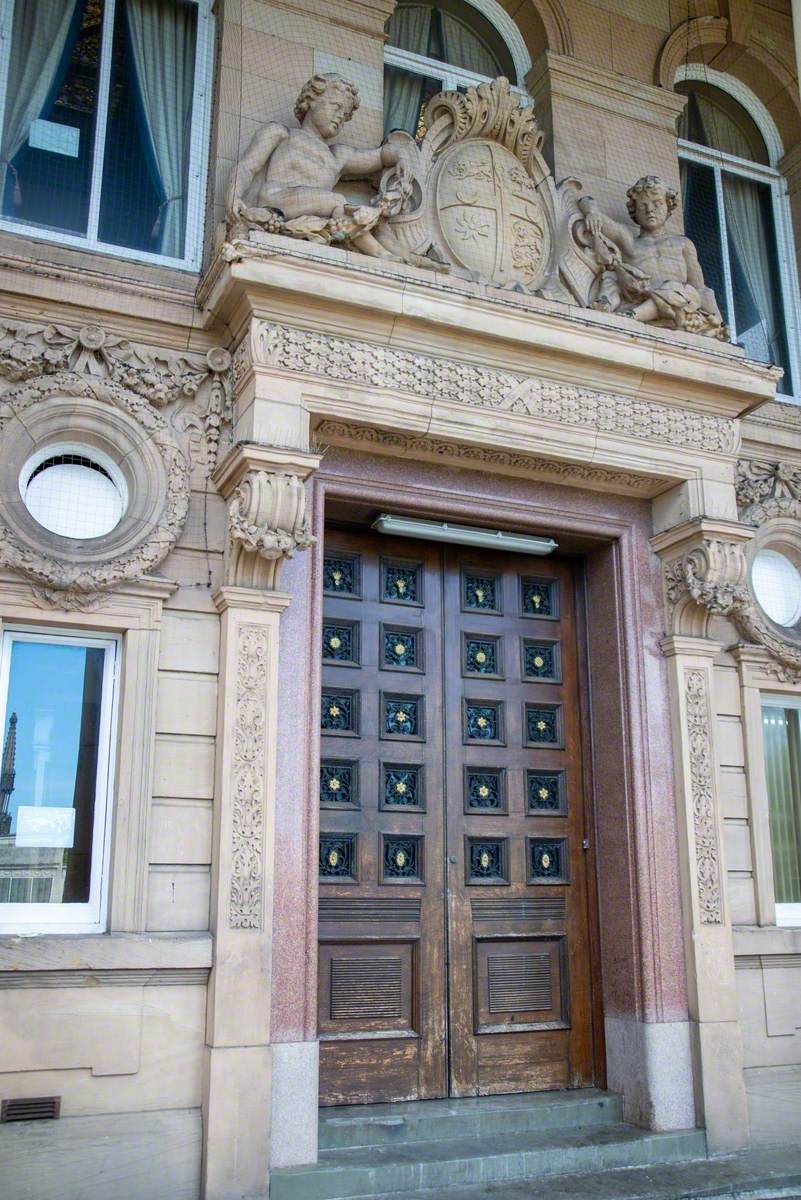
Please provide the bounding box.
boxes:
[488,954,552,1013]
[472,897,565,922]
[330,956,403,1020]
[1,1096,61,1123]
[320,898,421,922]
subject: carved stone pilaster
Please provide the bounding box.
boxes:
[684,667,723,925]
[213,445,320,590]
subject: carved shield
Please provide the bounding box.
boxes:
[432,140,552,290]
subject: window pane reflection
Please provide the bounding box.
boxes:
[0,639,106,904]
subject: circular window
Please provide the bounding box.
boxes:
[20,444,127,539]
[751,548,801,628]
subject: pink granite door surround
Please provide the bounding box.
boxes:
[269,446,695,1163]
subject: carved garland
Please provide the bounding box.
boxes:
[684,669,723,925]
[0,319,232,471]
[229,623,270,929]
[244,321,738,455]
[0,373,190,602]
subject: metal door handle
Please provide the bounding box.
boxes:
[447,855,457,864]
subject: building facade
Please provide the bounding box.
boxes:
[0,1,800,1198]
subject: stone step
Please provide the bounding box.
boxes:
[271,1124,708,1200]
[319,1089,622,1150]
[340,1143,801,1200]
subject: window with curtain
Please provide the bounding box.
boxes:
[762,702,801,926]
[0,0,212,269]
[677,80,797,396]
[384,1,519,139]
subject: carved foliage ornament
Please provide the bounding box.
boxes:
[0,319,233,471]
[229,623,269,929]
[226,469,315,589]
[684,669,723,925]
[736,459,801,527]
[245,321,737,455]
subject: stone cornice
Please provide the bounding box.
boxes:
[202,240,776,421]
[529,51,688,132]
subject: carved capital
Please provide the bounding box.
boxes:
[227,470,314,589]
[214,444,320,590]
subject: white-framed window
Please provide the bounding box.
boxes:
[676,71,801,400]
[761,694,801,927]
[0,626,120,933]
[383,0,531,139]
[0,0,214,271]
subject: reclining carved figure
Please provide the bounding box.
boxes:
[576,176,727,338]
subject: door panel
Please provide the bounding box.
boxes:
[443,548,594,1096]
[318,528,595,1106]
[443,549,594,1099]
[318,530,447,1105]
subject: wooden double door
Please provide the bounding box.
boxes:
[318,527,596,1105]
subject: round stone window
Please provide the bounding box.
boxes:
[751,548,801,628]
[19,444,128,540]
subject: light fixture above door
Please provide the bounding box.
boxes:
[371,514,557,555]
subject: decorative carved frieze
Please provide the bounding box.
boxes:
[227,469,315,589]
[229,622,269,929]
[736,458,801,526]
[244,321,738,455]
[0,318,232,471]
[315,418,658,494]
[684,668,723,925]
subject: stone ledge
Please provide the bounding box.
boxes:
[204,237,777,420]
[734,926,801,956]
[0,930,213,973]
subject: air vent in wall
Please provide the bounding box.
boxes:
[1,1096,61,1122]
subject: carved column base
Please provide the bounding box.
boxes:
[660,635,749,1151]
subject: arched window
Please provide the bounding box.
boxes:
[677,76,801,397]
[383,0,526,139]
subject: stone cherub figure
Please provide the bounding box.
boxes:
[576,176,726,338]
[226,72,420,261]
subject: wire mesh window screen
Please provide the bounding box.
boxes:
[677,81,794,394]
[383,1,521,138]
[762,706,801,905]
[0,0,210,268]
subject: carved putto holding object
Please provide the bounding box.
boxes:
[575,177,726,338]
[226,75,726,337]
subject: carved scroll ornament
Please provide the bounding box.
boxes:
[664,535,801,681]
[0,319,232,471]
[226,469,315,589]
